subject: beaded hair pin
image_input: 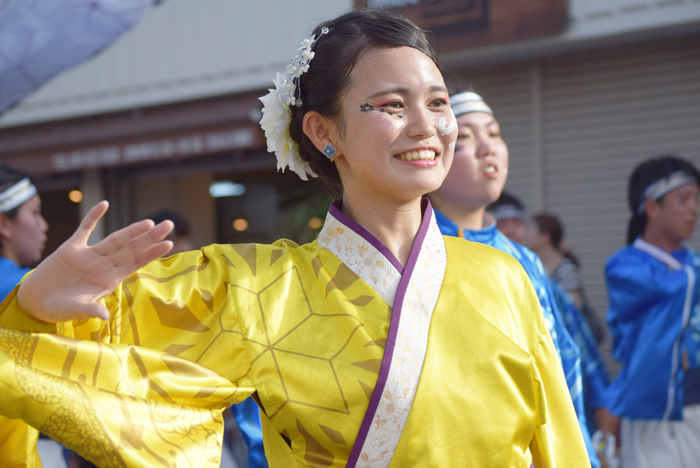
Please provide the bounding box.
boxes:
[281,26,330,108]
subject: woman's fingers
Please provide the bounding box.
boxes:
[72,201,110,245]
[93,219,155,256]
[108,221,173,267]
[116,241,173,278]
[72,302,111,322]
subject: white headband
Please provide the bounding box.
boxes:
[489,204,528,223]
[0,178,37,213]
[638,171,697,214]
[450,91,493,117]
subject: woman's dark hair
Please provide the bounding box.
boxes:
[442,72,474,97]
[288,9,439,195]
[0,163,34,220]
[488,191,525,213]
[626,155,700,244]
[532,213,580,266]
[532,214,563,249]
[147,209,190,237]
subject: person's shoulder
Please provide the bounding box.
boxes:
[0,258,27,302]
[443,236,544,352]
[604,245,657,285]
[443,235,526,271]
[682,246,700,268]
[214,239,318,267]
[494,232,541,266]
[0,257,30,286]
[605,244,645,269]
[443,235,536,300]
[496,233,549,282]
[0,256,27,274]
[554,258,580,280]
[558,257,578,272]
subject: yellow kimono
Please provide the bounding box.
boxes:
[0,200,588,467]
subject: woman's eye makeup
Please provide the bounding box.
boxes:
[360,102,403,118]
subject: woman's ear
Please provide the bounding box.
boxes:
[542,230,552,246]
[302,111,340,157]
[0,213,13,240]
[644,198,661,220]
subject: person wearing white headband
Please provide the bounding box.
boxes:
[605,155,700,468]
[0,10,586,467]
[0,164,49,467]
[0,165,46,299]
[487,190,529,244]
[429,87,609,467]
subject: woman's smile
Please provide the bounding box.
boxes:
[394,148,440,167]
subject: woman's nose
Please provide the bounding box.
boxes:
[475,136,494,158]
[406,106,436,139]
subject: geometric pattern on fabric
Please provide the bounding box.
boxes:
[0,212,591,467]
[0,325,232,468]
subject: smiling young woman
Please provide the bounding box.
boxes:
[0,10,587,468]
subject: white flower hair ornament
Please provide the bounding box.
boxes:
[259,26,330,181]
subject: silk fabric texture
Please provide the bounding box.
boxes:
[0,202,587,467]
[0,256,41,467]
[433,209,600,466]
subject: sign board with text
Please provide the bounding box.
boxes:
[1,125,262,176]
[357,0,568,52]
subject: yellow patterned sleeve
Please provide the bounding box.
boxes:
[0,245,256,467]
[69,245,251,382]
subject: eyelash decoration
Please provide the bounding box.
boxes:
[360,103,403,118]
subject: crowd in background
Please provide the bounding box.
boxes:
[3,112,697,468]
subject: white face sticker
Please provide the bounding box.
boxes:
[438,113,457,136]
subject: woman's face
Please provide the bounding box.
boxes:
[333,46,456,204]
[1,195,48,266]
[433,111,509,210]
[650,183,700,241]
[498,217,528,245]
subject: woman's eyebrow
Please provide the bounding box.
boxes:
[459,119,497,129]
[366,84,448,100]
[366,86,409,100]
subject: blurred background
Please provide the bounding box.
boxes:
[1,0,699,377]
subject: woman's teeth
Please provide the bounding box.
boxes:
[398,149,436,161]
[485,166,496,173]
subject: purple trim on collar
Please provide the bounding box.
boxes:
[328,200,405,273]
[346,198,434,467]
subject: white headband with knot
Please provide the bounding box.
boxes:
[638,170,697,214]
[0,178,37,213]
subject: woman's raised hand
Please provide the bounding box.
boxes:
[17,201,174,323]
